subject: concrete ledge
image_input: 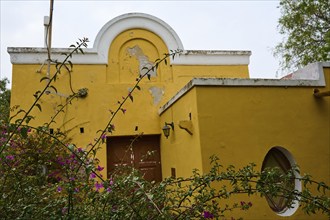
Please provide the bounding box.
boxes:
[159,62,329,115]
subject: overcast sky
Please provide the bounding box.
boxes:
[1,0,284,87]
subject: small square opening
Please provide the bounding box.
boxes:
[171,167,176,178]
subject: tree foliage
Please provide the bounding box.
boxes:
[274,0,330,70]
[0,78,11,123]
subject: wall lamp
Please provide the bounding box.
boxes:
[162,122,174,139]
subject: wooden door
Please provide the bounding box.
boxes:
[107,135,162,182]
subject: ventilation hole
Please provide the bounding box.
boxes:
[135,126,138,131]
[50,129,54,134]
[171,167,176,178]
[80,127,84,134]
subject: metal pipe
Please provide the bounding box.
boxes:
[46,0,54,81]
[313,89,330,97]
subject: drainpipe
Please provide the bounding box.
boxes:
[313,89,330,97]
[46,0,54,84]
[44,16,49,48]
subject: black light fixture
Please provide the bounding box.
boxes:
[162,122,174,139]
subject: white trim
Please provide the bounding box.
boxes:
[93,13,183,61]
[159,62,329,115]
[7,47,100,64]
[8,13,250,66]
[173,50,251,65]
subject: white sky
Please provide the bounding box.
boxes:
[0,0,284,87]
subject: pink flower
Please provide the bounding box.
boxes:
[97,165,104,171]
[203,211,214,219]
[6,155,14,160]
[95,182,103,191]
[62,207,68,215]
[90,173,96,179]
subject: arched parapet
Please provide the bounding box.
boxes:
[94,13,184,63]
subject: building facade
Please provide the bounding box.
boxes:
[8,13,329,219]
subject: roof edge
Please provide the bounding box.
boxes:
[159,62,329,115]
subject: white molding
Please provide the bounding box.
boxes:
[159,62,329,115]
[93,13,184,60]
[8,13,250,66]
[7,47,100,64]
[173,50,251,65]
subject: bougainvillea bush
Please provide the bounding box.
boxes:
[1,121,329,219]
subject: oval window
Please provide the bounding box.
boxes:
[261,147,301,216]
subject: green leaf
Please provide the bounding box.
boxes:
[20,126,28,138]
[129,95,133,102]
[35,103,42,112]
[136,85,141,90]
[96,129,103,134]
[17,109,26,114]
[68,60,73,69]
[67,144,75,152]
[63,64,70,72]
[49,85,57,93]
[40,77,50,82]
[25,115,34,124]
[33,91,41,99]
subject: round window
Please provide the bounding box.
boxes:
[261,147,301,216]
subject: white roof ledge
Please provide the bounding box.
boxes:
[159,62,329,115]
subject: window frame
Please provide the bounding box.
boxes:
[261,147,301,216]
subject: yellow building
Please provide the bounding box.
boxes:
[8,13,329,219]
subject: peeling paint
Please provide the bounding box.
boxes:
[149,86,164,105]
[127,45,156,77]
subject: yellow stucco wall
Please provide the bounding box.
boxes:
[158,67,329,219]
[10,27,249,178]
[160,88,203,178]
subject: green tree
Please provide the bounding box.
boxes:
[274,0,330,70]
[0,78,11,123]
